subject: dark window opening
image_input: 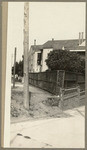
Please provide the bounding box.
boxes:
[37,53,42,65]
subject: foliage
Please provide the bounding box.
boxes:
[45,49,85,74]
[12,56,24,77]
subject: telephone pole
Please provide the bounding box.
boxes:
[23,2,29,110]
[13,47,17,88]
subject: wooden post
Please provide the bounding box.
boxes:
[59,88,64,110]
[13,47,16,88]
[77,86,80,106]
[62,71,65,88]
[56,70,59,95]
[23,2,29,110]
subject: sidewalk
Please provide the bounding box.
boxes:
[10,106,85,148]
[11,82,52,95]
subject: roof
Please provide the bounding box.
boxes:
[43,39,85,50]
[30,39,86,52]
[79,40,85,46]
[31,45,43,51]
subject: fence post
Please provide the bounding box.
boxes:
[62,71,65,88]
[56,70,59,95]
[77,86,80,106]
[59,88,64,110]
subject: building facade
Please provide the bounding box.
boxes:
[29,32,85,72]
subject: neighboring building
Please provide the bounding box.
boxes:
[29,41,43,72]
[29,32,86,72]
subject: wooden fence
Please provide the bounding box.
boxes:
[59,86,85,110]
[29,70,85,95]
[29,70,64,95]
[47,86,85,110]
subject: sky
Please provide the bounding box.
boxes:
[7,2,86,64]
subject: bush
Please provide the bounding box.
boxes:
[12,60,24,77]
[45,49,85,74]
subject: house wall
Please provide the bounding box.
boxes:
[33,51,41,72]
[41,48,53,72]
[29,48,53,72]
[29,48,41,72]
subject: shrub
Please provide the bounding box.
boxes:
[45,49,85,74]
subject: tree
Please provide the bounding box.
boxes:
[18,60,23,76]
[12,56,24,77]
[12,62,19,75]
[45,49,85,74]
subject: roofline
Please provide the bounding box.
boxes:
[30,39,86,50]
[70,50,85,52]
[43,39,86,43]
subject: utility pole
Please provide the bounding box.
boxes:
[13,47,17,88]
[23,2,29,110]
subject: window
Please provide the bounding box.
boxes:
[37,53,42,65]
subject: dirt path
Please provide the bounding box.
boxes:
[11,84,69,123]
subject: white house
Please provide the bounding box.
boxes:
[29,32,85,72]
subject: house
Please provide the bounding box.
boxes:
[29,32,85,72]
[29,40,43,72]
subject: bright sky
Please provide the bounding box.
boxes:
[7,2,86,64]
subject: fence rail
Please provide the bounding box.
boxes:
[59,86,85,109]
[60,86,85,100]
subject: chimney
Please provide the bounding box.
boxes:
[79,32,81,45]
[34,39,36,45]
[82,32,84,43]
[52,38,54,49]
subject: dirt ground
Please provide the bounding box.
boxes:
[11,84,70,123]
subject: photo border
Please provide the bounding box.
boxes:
[0,0,87,149]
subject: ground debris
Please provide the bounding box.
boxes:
[11,85,69,122]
